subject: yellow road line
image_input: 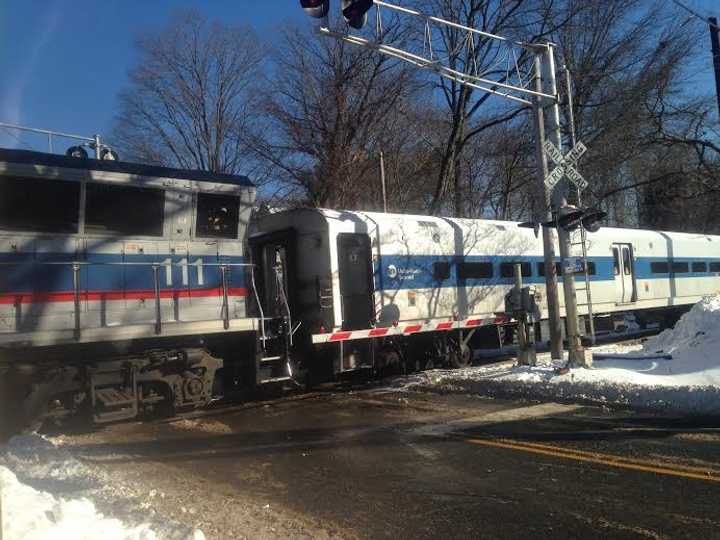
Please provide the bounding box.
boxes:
[466,438,720,483]
[491,438,720,476]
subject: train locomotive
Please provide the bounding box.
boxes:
[0,148,292,434]
[2,148,720,433]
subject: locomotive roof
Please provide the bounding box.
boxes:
[0,148,254,187]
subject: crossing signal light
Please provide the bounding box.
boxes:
[300,0,330,18]
[342,0,373,29]
[557,206,607,232]
[580,210,607,233]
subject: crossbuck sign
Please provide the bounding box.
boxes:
[543,140,588,191]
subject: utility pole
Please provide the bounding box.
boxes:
[531,56,563,361]
[710,17,720,116]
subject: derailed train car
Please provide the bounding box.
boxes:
[251,208,720,377]
[0,149,291,434]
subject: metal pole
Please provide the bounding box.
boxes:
[545,46,588,367]
[152,264,162,335]
[72,263,81,340]
[565,66,596,344]
[710,17,720,116]
[513,264,529,362]
[220,265,230,330]
[93,134,102,159]
[532,55,563,361]
[379,151,388,213]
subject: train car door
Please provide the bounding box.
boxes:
[250,230,296,320]
[337,233,374,330]
[612,243,636,303]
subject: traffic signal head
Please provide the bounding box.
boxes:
[342,0,373,29]
[556,206,607,232]
[300,0,330,18]
[580,210,607,233]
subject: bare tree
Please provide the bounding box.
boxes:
[252,22,419,208]
[112,11,264,176]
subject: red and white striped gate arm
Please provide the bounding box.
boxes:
[310,314,511,344]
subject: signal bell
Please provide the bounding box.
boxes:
[300,0,330,18]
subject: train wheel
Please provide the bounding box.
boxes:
[448,341,472,368]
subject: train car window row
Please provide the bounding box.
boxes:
[537,261,596,277]
[0,174,242,239]
[0,175,80,233]
[85,183,165,236]
[499,262,531,278]
[650,260,720,274]
[457,261,493,279]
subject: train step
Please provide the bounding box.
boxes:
[260,355,284,363]
[92,386,138,424]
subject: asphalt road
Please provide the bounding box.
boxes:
[52,387,720,539]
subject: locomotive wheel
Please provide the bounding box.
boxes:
[448,342,472,368]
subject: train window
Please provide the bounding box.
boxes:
[612,248,620,275]
[500,262,531,278]
[196,192,240,239]
[458,261,493,279]
[622,248,632,276]
[0,176,79,233]
[651,261,669,273]
[692,262,707,273]
[585,261,597,275]
[537,262,564,277]
[710,262,720,272]
[432,261,451,281]
[671,261,689,274]
[85,183,164,236]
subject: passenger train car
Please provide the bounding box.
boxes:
[251,208,720,374]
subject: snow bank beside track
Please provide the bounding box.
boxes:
[401,295,720,415]
[0,435,204,540]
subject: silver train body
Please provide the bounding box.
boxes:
[252,208,720,372]
[0,149,279,432]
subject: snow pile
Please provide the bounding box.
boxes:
[0,435,204,540]
[1,466,157,540]
[401,295,720,414]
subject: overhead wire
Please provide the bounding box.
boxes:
[669,0,720,31]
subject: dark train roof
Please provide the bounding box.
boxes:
[0,148,254,187]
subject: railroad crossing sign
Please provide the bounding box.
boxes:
[543,140,588,191]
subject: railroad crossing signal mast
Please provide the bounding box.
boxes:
[300,0,600,366]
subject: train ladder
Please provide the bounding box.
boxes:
[569,221,596,345]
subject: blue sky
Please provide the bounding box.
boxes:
[0,0,718,151]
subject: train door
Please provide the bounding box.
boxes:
[612,243,636,303]
[251,230,296,321]
[337,233,374,330]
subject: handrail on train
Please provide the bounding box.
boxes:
[0,260,268,341]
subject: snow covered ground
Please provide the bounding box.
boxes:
[0,435,204,540]
[400,295,720,415]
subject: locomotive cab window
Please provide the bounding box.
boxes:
[500,262,531,278]
[0,175,80,233]
[85,182,164,236]
[457,261,493,279]
[196,192,240,239]
[432,261,451,281]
